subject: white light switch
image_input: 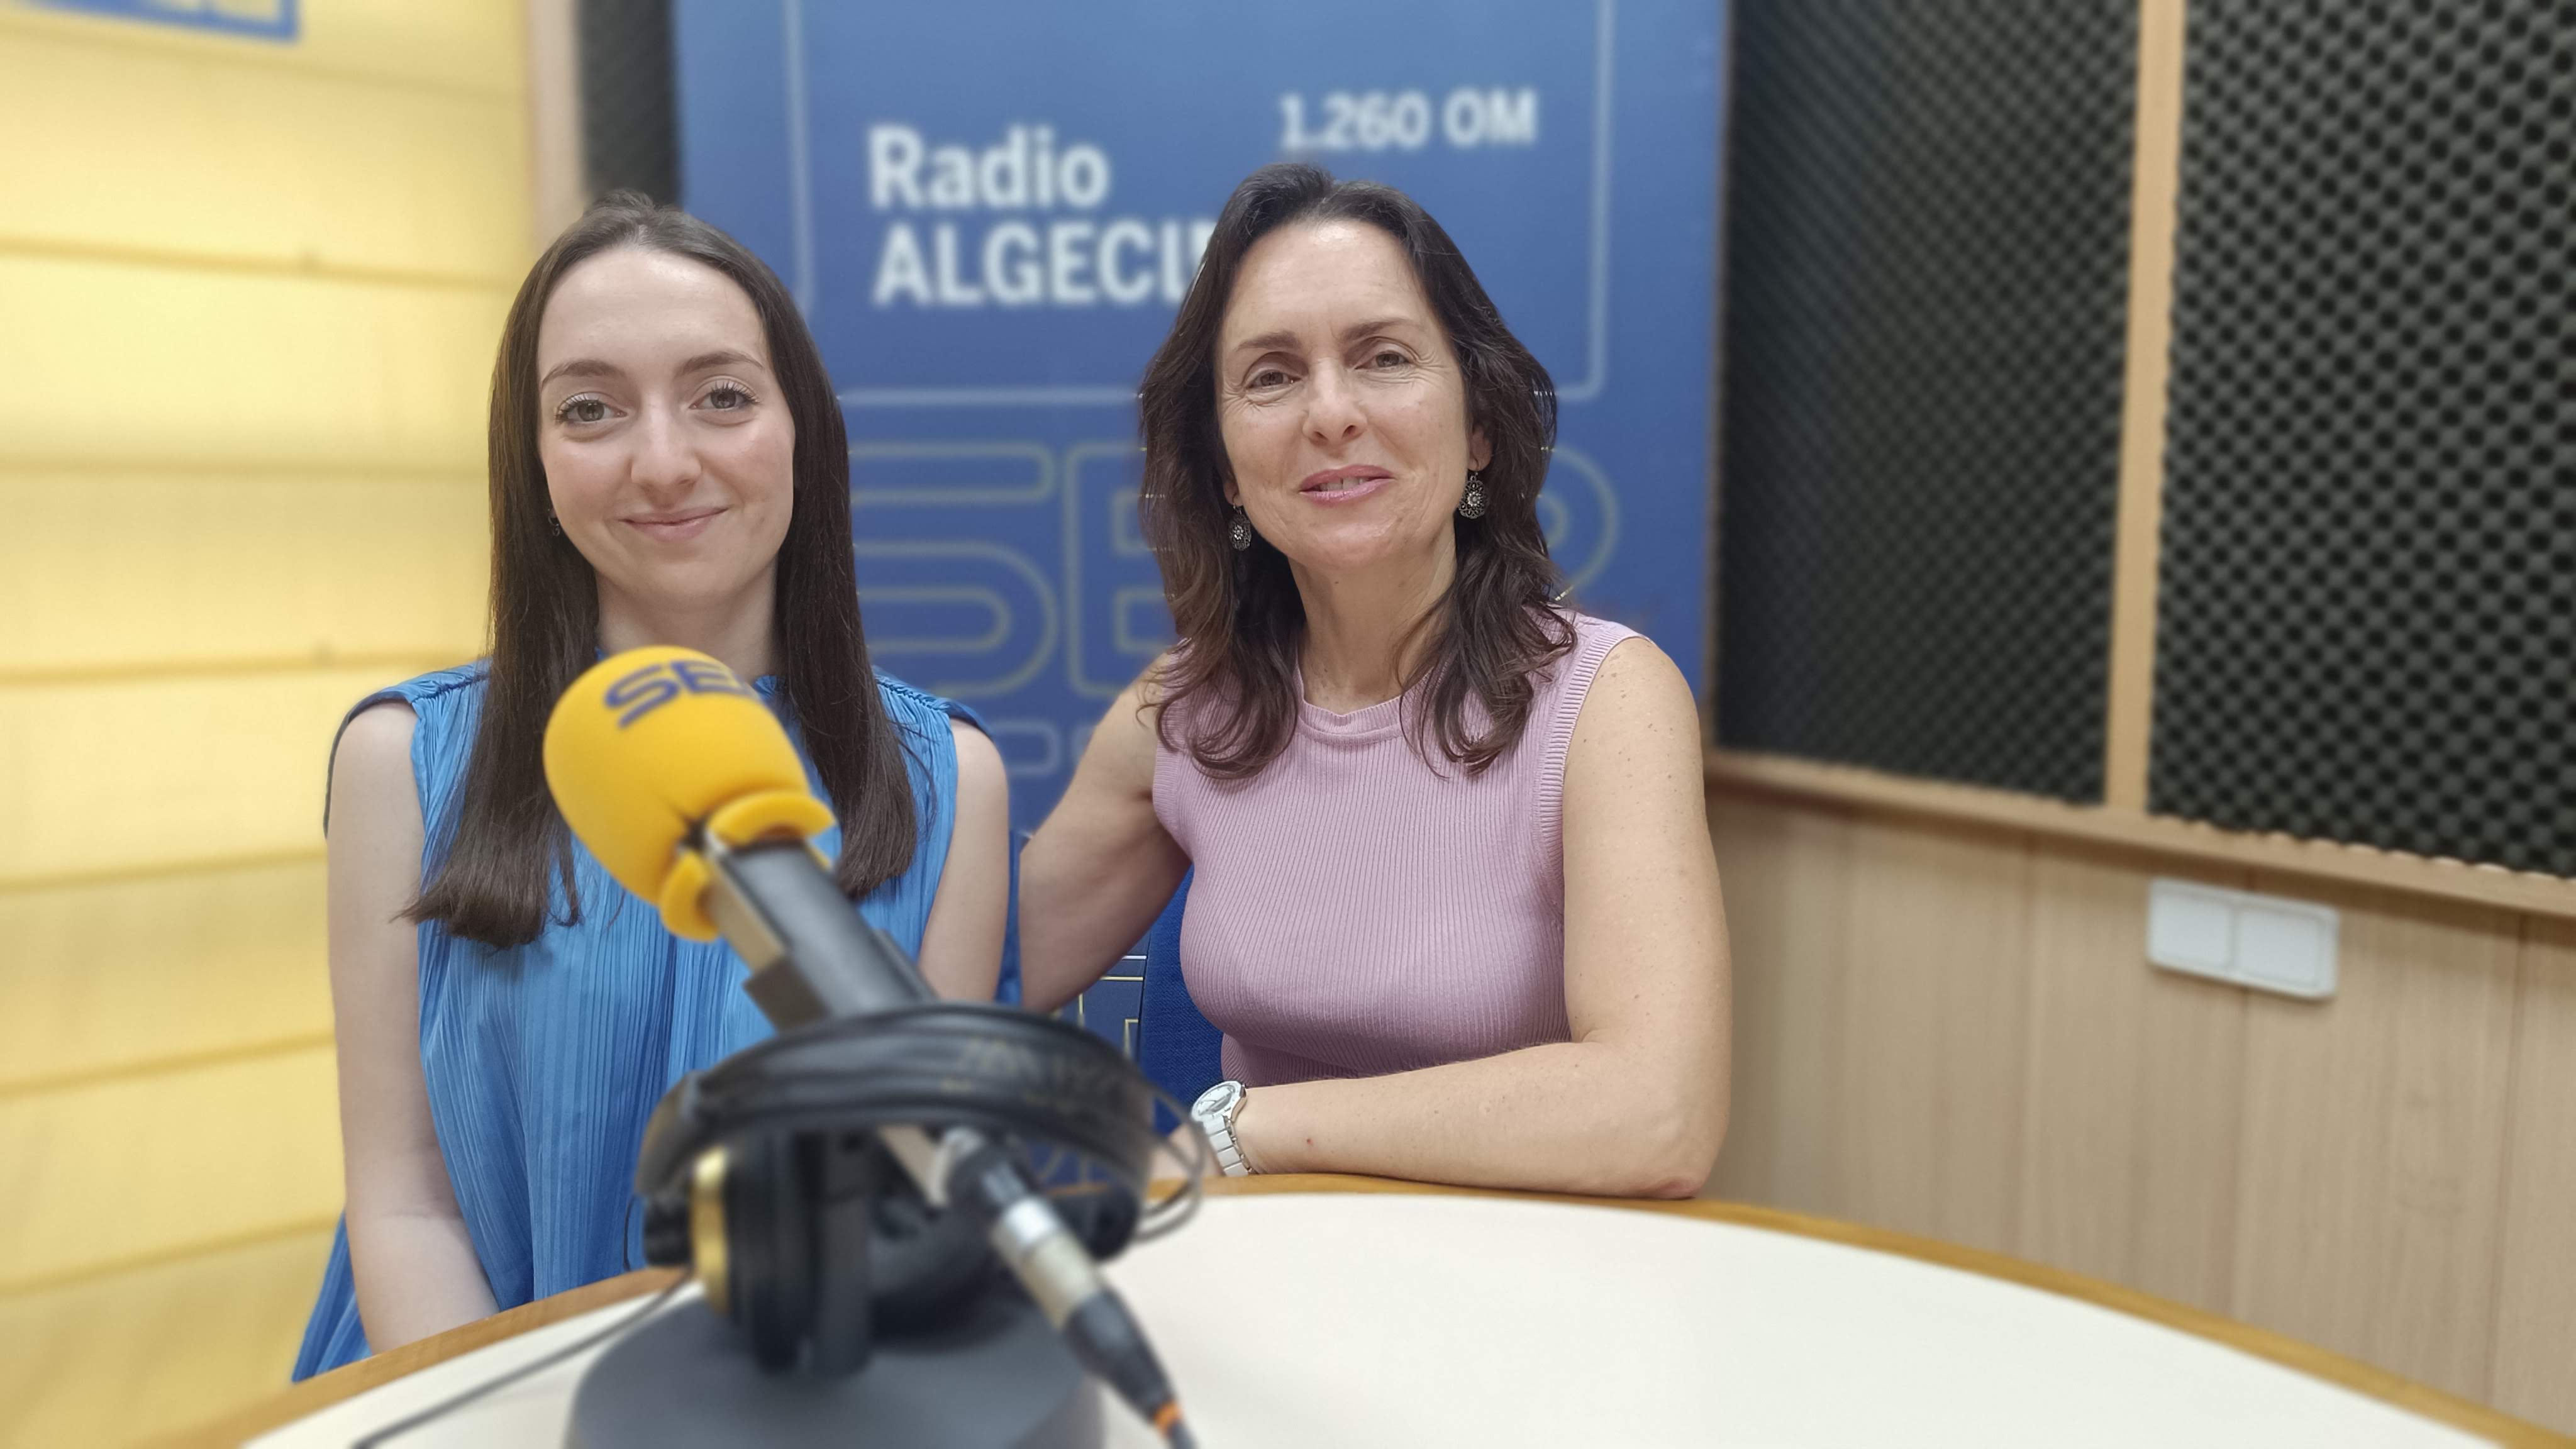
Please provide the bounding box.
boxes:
[2146,884,2234,974]
[2147,880,2338,1000]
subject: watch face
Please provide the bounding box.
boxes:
[1192,1080,1241,1123]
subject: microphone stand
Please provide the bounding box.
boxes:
[565,833,1182,1449]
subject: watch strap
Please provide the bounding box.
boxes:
[1197,1083,1253,1177]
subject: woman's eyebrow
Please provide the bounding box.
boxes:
[675,347,763,376]
[1226,328,1301,360]
[539,349,765,389]
[538,357,621,388]
[1336,316,1413,345]
[1225,318,1416,360]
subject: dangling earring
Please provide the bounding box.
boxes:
[1228,506,1253,552]
[547,507,563,537]
[1458,470,1489,521]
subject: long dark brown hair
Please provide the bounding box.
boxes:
[1138,162,1572,779]
[412,192,916,947]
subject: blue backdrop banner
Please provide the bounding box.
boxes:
[675,0,1723,830]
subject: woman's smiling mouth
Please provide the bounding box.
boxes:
[622,506,724,541]
[1299,465,1393,503]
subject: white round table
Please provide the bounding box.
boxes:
[221,1181,2524,1448]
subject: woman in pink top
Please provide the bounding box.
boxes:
[1021,164,1729,1199]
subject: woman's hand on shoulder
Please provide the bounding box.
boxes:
[916,719,1011,1002]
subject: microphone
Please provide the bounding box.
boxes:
[543,646,931,1024]
[544,647,1192,1446]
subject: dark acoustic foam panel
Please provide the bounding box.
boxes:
[2148,0,2576,874]
[1714,0,2136,802]
[579,0,679,204]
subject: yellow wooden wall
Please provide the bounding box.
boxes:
[0,2,524,1442]
[1704,786,2576,1437]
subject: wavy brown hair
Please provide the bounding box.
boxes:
[1138,162,1572,779]
[410,192,917,947]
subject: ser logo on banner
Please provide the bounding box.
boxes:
[675,0,1719,830]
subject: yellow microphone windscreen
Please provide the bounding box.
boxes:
[543,648,836,924]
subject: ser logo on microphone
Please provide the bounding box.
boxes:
[604,657,753,728]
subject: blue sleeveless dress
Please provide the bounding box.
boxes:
[292,662,979,1379]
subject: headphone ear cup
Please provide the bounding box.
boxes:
[863,1184,996,1335]
[728,1133,814,1372]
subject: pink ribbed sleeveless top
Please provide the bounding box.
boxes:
[1152,613,1638,1086]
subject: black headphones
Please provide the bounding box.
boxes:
[633,1001,1169,1377]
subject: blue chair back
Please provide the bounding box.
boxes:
[1137,870,1223,1131]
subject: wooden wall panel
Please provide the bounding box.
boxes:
[2101,0,2187,811]
[2228,879,2521,1401]
[1704,793,1853,1212]
[526,0,589,251]
[1707,788,2576,1432]
[0,35,527,281]
[0,1046,339,1289]
[2490,919,2576,1429]
[0,0,526,96]
[1829,817,2034,1256]
[2017,847,2247,1313]
[0,859,328,1092]
[0,665,421,887]
[0,256,502,472]
[0,1228,334,1448]
[0,1,527,1439]
[0,470,485,676]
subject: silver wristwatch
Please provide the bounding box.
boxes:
[1190,1079,1253,1177]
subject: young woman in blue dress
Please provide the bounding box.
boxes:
[293,194,1009,1375]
